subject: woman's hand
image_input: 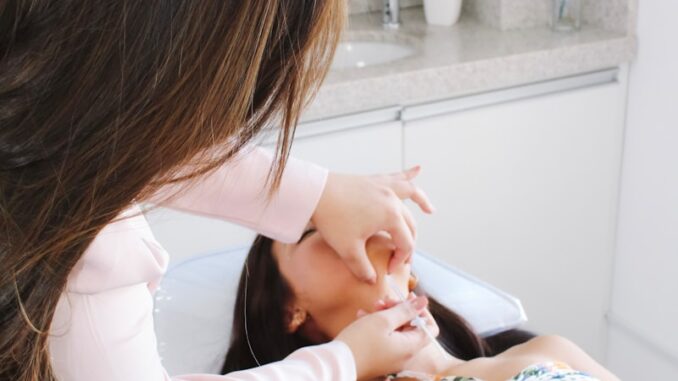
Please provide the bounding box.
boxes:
[311,166,435,283]
[335,295,435,380]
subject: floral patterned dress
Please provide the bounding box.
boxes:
[440,361,600,381]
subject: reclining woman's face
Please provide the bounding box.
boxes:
[271,225,420,340]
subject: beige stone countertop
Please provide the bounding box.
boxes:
[301,7,636,121]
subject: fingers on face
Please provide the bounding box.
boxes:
[422,308,439,337]
[391,325,429,351]
[343,243,378,283]
[369,296,437,338]
[381,295,428,329]
[387,212,415,273]
[402,206,417,241]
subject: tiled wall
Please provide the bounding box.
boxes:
[463,0,632,33]
[349,0,634,34]
[349,0,422,14]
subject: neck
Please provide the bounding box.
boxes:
[399,340,465,377]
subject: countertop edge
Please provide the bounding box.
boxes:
[302,35,637,122]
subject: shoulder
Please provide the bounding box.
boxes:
[504,335,620,381]
[516,335,585,359]
[498,335,604,377]
[445,335,578,379]
[446,335,616,381]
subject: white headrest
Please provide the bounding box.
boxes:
[154,247,527,375]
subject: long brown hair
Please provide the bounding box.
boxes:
[0,1,345,379]
[222,235,535,373]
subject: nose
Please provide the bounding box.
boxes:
[365,233,397,273]
[364,233,411,296]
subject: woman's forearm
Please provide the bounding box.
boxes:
[144,145,327,243]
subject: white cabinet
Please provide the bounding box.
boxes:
[403,80,628,360]
[144,120,402,265]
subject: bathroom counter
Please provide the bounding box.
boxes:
[301,7,636,121]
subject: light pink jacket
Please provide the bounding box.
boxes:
[48,146,357,381]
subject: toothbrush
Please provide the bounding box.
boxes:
[385,275,447,356]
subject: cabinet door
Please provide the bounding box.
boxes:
[145,120,402,264]
[404,82,627,360]
[288,121,402,174]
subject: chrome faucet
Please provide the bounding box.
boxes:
[383,0,400,29]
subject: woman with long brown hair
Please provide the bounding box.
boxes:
[0,1,437,380]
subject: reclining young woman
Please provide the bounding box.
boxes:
[221,225,620,381]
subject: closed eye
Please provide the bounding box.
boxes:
[296,228,317,244]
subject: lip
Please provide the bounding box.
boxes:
[379,274,410,305]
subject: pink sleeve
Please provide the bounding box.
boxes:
[49,205,357,381]
[145,145,328,244]
[171,342,356,381]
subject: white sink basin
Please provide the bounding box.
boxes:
[331,41,415,70]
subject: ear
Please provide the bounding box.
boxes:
[286,306,308,333]
[408,274,419,292]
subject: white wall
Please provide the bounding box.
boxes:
[606,2,678,378]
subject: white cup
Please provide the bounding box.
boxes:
[423,0,463,26]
